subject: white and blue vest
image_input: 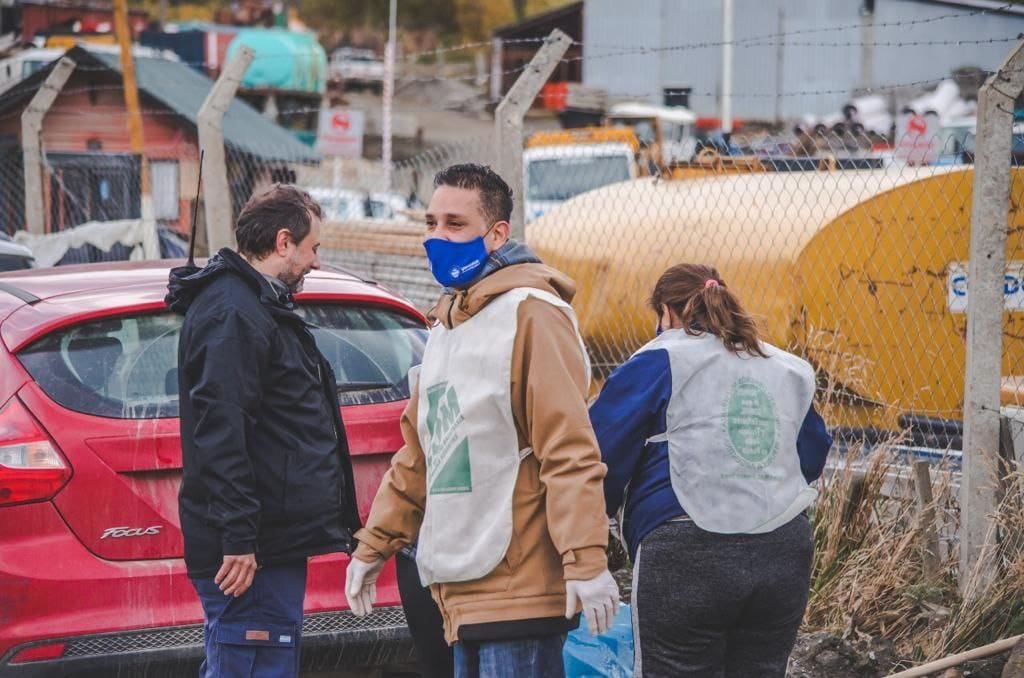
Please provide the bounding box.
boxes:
[413,287,589,585]
[635,330,817,534]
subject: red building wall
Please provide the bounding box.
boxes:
[0,70,198,234]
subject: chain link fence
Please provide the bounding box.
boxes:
[223,134,494,311]
[255,126,1013,451]
[0,70,1016,450]
[522,130,992,448]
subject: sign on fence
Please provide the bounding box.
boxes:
[947,261,1024,312]
[318,108,365,158]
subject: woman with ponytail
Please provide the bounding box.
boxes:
[589,263,832,677]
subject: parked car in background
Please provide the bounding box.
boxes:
[308,187,419,223]
[934,118,1024,166]
[606,101,699,165]
[330,47,385,92]
[0,233,34,271]
[0,260,427,676]
[368,191,422,220]
[309,187,371,222]
[934,117,976,165]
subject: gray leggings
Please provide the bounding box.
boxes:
[631,514,813,678]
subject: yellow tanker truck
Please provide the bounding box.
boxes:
[526,168,1024,446]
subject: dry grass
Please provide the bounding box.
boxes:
[804,444,1024,667]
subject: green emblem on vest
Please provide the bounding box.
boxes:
[724,378,778,468]
[425,381,472,494]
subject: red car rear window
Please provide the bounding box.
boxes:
[16,305,426,419]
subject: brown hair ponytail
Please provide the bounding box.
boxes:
[650,263,768,358]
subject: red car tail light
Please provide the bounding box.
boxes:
[0,398,70,507]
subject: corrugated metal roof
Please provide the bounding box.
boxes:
[84,47,319,163]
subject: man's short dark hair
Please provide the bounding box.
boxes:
[433,163,514,224]
[235,184,322,259]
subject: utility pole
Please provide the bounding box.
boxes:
[860,1,875,91]
[721,0,734,136]
[490,38,504,102]
[382,0,397,194]
[774,8,784,124]
[113,0,154,225]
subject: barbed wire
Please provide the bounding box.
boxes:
[2,37,1020,124]
[659,0,1018,47]
[567,36,1018,71]
[384,0,1020,60]
[17,31,1013,90]
[581,35,1019,61]
[0,81,977,126]
[399,37,543,62]
[18,23,1019,74]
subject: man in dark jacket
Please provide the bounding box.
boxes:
[166,184,360,677]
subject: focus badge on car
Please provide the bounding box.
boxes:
[100,526,163,539]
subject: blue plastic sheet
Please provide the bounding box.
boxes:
[564,603,634,677]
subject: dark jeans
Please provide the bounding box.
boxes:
[191,562,306,678]
[397,550,454,678]
[453,634,566,678]
[632,515,813,678]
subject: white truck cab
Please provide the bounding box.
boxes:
[523,137,637,223]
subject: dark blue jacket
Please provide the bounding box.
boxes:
[589,347,832,560]
[167,250,360,577]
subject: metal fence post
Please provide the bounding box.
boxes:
[494,29,572,240]
[21,56,75,235]
[961,40,1024,596]
[197,47,254,252]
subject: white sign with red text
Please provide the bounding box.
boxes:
[318,108,365,158]
[895,112,941,165]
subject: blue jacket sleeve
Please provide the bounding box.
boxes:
[589,349,672,516]
[797,403,832,483]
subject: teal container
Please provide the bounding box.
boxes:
[226,28,327,94]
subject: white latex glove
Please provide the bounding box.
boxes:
[565,569,620,636]
[345,555,385,617]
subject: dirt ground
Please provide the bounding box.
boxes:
[788,632,1009,678]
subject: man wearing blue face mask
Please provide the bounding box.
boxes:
[345,164,618,678]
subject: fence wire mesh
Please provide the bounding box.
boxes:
[223,133,495,311]
[242,125,1014,450]
[0,75,1018,448]
[515,130,979,446]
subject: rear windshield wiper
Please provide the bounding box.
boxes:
[337,381,395,393]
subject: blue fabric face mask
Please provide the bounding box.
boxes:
[423,225,497,288]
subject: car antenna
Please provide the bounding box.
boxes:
[187,150,204,267]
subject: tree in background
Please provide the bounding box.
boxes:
[301,0,573,46]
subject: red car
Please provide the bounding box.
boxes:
[0,260,428,676]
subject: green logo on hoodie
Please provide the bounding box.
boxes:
[425,381,472,494]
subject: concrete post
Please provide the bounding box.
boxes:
[382,0,397,194]
[961,40,1024,596]
[490,38,503,102]
[197,47,254,252]
[21,57,75,235]
[721,0,734,135]
[494,29,572,240]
